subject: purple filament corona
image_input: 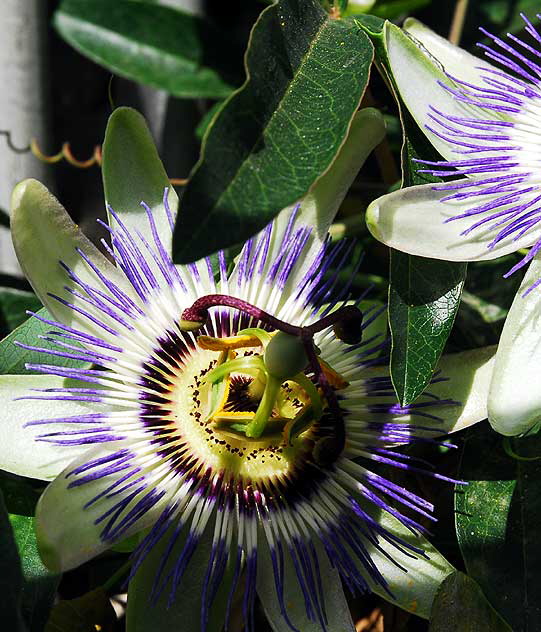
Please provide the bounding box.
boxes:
[417,13,541,286]
[21,192,459,632]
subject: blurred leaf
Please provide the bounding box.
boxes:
[0,491,26,632]
[453,257,522,351]
[0,207,9,228]
[54,0,240,99]
[429,571,512,631]
[10,515,60,632]
[45,588,116,632]
[173,0,373,263]
[0,308,89,375]
[371,0,430,19]
[456,423,541,630]
[0,473,41,517]
[460,290,507,324]
[0,288,42,337]
[477,0,540,35]
[345,0,376,14]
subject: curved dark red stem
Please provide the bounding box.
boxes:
[181,294,360,338]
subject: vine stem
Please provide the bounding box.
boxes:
[449,0,469,46]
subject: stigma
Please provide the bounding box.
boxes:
[194,327,348,448]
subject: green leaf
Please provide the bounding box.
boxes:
[195,102,225,141]
[354,13,385,35]
[389,253,466,407]
[54,0,239,99]
[0,308,88,375]
[0,288,42,337]
[360,21,467,406]
[355,14,388,79]
[456,423,541,630]
[10,515,60,632]
[429,571,512,632]
[173,0,373,263]
[0,492,26,632]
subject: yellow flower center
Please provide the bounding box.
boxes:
[155,329,347,482]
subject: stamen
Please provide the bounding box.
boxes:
[318,358,350,390]
[197,334,262,352]
[183,294,359,442]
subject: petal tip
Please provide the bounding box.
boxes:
[365,200,381,240]
[487,382,541,437]
[35,504,63,573]
[10,178,42,214]
[488,403,541,437]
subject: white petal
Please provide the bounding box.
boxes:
[359,346,495,438]
[428,346,495,435]
[366,510,454,619]
[102,107,179,256]
[489,254,541,435]
[366,182,541,261]
[258,541,355,632]
[0,375,95,481]
[10,179,133,335]
[385,22,510,162]
[403,18,497,89]
[36,444,165,572]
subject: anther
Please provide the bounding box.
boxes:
[197,334,262,352]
